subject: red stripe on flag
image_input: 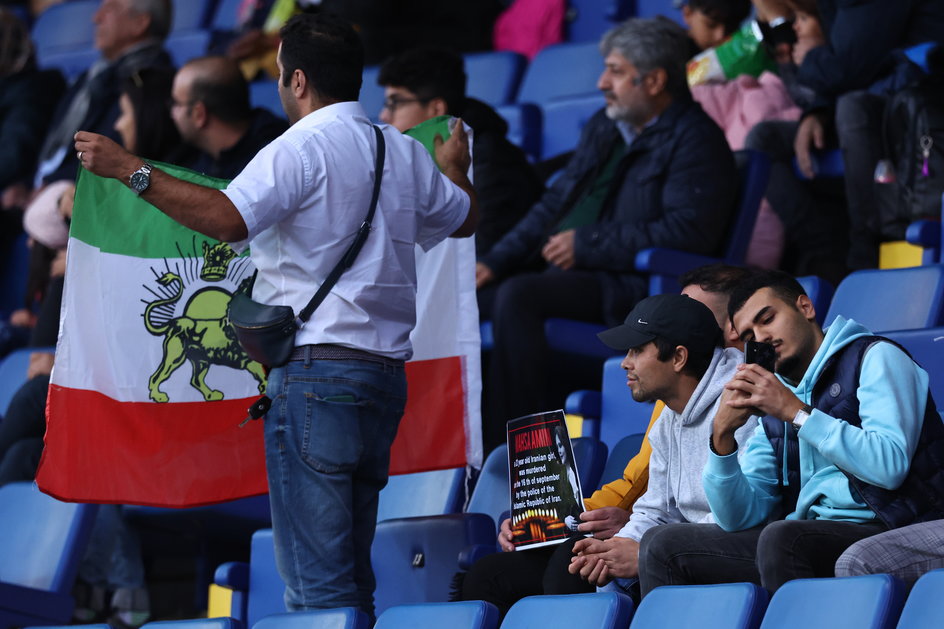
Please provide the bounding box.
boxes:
[37,385,267,507]
[390,356,467,474]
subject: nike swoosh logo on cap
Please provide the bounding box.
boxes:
[637,319,648,324]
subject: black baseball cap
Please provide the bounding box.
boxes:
[597,294,722,354]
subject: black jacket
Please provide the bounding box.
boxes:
[177,108,288,180]
[0,68,65,191]
[461,97,543,257]
[481,95,737,324]
[798,0,944,104]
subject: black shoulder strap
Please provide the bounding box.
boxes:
[296,124,386,324]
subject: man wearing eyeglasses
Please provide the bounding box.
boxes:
[477,17,737,454]
[377,47,543,258]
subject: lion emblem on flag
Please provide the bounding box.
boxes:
[142,241,266,403]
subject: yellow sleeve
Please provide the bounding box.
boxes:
[582,401,662,511]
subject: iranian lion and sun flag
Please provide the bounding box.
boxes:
[36,119,483,507]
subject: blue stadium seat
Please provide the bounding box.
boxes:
[905,218,943,265]
[539,93,606,160]
[516,42,602,106]
[0,482,98,629]
[467,444,512,531]
[171,0,215,33]
[566,355,656,449]
[165,30,212,68]
[565,0,633,43]
[35,48,99,83]
[143,619,240,629]
[502,592,634,629]
[895,569,944,629]
[796,276,834,326]
[210,0,243,32]
[360,65,385,122]
[632,0,686,23]
[494,103,542,161]
[759,575,905,629]
[212,529,283,628]
[31,0,97,59]
[377,467,467,521]
[597,433,645,488]
[631,582,768,629]
[464,51,526,107]
[882,327,944,409]
[252,609,371,629]
[0,347,54,416]
[372,513,497,615]
[248,78,284,119]
[823,265,944,332]
[375,601,499,629]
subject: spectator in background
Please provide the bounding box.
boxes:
[377,47,542,257]
[680,0,752,52]
[477,17,736,454]
[170,56,287,180]
[0,7,65,355]
[32,0,174,190]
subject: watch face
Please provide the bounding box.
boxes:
[130,170,150,194]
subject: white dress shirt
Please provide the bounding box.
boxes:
[223,101,470,360]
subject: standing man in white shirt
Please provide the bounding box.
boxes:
[74,12,478,619]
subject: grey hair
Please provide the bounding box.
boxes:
[128,0,173,41]
[599,16,691,98]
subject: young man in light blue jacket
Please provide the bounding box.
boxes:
[637,270,944,595]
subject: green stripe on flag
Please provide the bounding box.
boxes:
[70,161,240,258]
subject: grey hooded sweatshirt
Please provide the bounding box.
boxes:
[614,345,755,542]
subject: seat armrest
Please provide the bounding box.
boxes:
[565,390,601,418]
[634,248,718,276]
[213,561,250,590]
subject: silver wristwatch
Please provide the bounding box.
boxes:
[792,404,814,428]
[129,162,153,196]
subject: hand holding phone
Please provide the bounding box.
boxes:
[745,340,776,372]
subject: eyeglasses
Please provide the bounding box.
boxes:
[382,96,429,112]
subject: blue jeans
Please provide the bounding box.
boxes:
[264,355,407,617]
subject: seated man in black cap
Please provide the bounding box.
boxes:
[463,293,755,610]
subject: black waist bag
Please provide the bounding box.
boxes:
[227,125,385,368]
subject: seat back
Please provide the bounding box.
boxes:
[516,42,602,105]
[465,51,526,106]
[31,0,97,59]
[375,601,499,629]
[467,444,511,528]
[165,30,211,68]
[372,513,496,615]
[631,582,768,629]
[143,619,241,629]
[600,356,657,450]
[245,530,286,628]
[759,575,905,629]
[0,482,97,593]
[251,609,371,629]
[0,348,37,415]
[571,436,608,496]
[248,78,285,119]
[796,276,834,326]
[495,103,542,161]
[598,433,645,489]
[882,327,944,409]
[895,568,944,629]
[377,467,466,522]
[210,0,244,31]
[359,65,385,122]
[824,265,944,332]
[565,0,633,42]
[539,93,606,160]
[171,0,214,32]
[501,592,634,629]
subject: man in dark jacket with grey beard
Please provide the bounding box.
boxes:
[477,16,736,453]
